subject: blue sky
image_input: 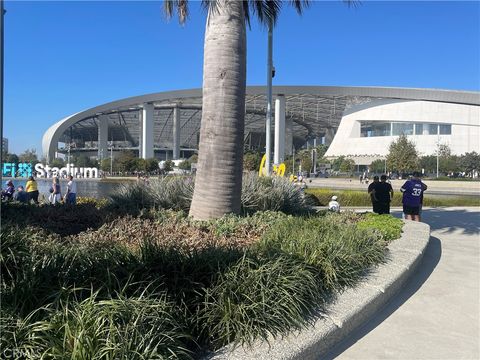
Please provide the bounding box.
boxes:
[4,0,480,155]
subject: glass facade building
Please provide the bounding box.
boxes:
[360,121,451,137]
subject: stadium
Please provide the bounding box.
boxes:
[42,86,480,166]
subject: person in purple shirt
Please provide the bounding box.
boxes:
[1,180,15,201]
[400,171,427,221]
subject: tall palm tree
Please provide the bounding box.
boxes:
[164,1,352,220]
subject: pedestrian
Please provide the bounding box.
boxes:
[65,175,77,205]
[14,185,28,203]
[376,175,394,214]
[367,176,380,213]
[25,176,39,204]
[49,177,62,205]
[328,195,340,213]
[1,180,15,201]
[400,171,426,221]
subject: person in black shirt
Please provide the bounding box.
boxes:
[368,176,380,213]
[375,175,394,214]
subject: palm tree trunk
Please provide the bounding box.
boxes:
[189,0,246,220]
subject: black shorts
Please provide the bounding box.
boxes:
[403,205,420,216]
[378,202,391,215]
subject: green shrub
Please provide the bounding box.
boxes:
[2,291,192,360]
[1,202,106,236]
[197,255,320,349]
[241,174,313,215]
[1,210,394,357]
[109,174,313,216]
[357,213,403,242]
[257,214,387,291]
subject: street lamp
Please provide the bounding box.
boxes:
[109,141,113,176]
[265,19,273,176]
[0,0,4,196]
[436,125,440,178]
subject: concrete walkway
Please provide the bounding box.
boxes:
[308,178,480,196]
[327,207,480,360]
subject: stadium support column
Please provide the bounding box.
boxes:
[97,116,108,160]
[274,95,286,164]
[325,128,335,146]
[173,105,180,159]
[142,103,154,159]
[138,110,142,158]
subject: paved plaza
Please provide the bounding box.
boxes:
[326,207,480,360]
[308,178,480,196]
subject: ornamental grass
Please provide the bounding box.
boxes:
[1,199,401,358]
[108,173,313,216]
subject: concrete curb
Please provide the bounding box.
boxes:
[209,220,431,360]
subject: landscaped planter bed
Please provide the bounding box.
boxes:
[1,176,403,359]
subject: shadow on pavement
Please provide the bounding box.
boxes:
[421,208,480,235]
[322,236,442,360]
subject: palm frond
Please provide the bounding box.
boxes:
[343,0,361,8]
[243,1,251,29]
[248,0,282,27]
[289,0,310,15]
[163,0,174,19]
[163,0,189,24]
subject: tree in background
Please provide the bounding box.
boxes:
[459,151,480,177]
[298,150,312,173]
[331,156,345,172]
[314,144,329,159]
[243,151,262,172]
[18,149,38,164]
[73,155,97,168]
[178,160,192,172]
[115,151,137,172]
[135,158,147,172]
[339,158,355,173]
[419,155,437,174]
[50,158,65,168]
[369,159,386,174]
[3,153,19,164]
[163,160,174,173]
[145,158,159,173]
[100,158,111,172]
[386,135,419,174]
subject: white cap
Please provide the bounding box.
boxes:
[331,195,338,201]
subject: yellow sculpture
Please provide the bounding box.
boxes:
[258,154,286,177]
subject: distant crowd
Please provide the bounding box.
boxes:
[1,175,78,205]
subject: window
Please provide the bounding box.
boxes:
[428,124,438,135]
[360,122,391,137]
[415,123,424,135]
[439,124,451,135]
[392,122,414,136]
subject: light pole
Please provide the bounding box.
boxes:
[110,141,113,176]
[0,0,4,193]
[265,19,273,176]
[436,125,440,178]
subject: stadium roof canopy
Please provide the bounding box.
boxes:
[42,86,480,161]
